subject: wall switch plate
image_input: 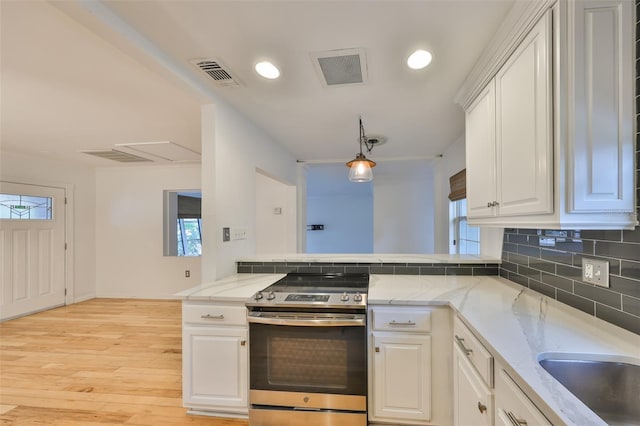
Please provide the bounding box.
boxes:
[582,258,609,287]
[222,227,230,242]
[232,227,248,240]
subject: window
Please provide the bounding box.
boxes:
[163,190,202,256]
[0,193,52,220]
[177,218,202,256]
[450,198,480,255]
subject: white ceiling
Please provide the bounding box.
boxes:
[1,0,513,168]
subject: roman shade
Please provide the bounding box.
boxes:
[448,169,466,201]
[177,195,201,219]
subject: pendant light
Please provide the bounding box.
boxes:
[346,117,377,182]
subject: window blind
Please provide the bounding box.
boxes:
[448,169,466,201]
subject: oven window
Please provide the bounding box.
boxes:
[250,323,366,396]
[269,336,347,389]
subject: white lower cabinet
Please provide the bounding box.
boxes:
[372,333,432,422]
[452,316,494,426]
[369,306,452,425]
[182,301,248,416]
[494,366,551,426]
[453,343,493,426]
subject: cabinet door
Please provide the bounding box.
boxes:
[453,344,493,426]
[372,333,431,422]
[183,326,248,411]
[569,0,635,213]
[465,80,497,219]
[495,11,553,217]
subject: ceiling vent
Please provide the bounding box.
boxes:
[80,149,153,163]
[191,58,240,87]
[311,48,368,87]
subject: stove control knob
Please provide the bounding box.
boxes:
[340,292,349,302]
[254,292,263,301]
[267,291,276,300]
[353,292,363,302]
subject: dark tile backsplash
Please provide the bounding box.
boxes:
[237,261,499,277]
[500,2,640,334]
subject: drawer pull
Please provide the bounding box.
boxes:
[201,314,225,320]
[389,320,415,326]
[478,402,487,414]
[454,335,473,356]
[240,340,246,346]
[506,411,527,426]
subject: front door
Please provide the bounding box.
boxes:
[0,182,66,320]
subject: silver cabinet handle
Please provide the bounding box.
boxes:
[389,320,415,326]
[478,402,487,414]
[201,314,224,320]
[454,335,473,356]
[506,411,527,426]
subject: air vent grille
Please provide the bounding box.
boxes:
[311,48,368,87]
[318,55,363,85]
[192,58,239,87]
[80,150,153,163]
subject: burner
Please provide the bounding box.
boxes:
[246,273,369,310]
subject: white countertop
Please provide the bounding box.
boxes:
[175,273,284,302]
[369,274,640,426]
[236,253,501,264]
[177,273,640,425]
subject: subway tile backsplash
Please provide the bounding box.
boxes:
[237,261,499,277]
[500,2,640,335]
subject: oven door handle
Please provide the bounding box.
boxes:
[247,312,366,327]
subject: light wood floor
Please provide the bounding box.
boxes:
[0,298,248,425]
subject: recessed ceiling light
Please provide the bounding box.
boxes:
[255,61,280,79]
[407,50,432,70]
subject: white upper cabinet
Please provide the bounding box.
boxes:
[569,0,635,213]
[457,0,637,230]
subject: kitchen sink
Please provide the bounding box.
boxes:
[538,353,640,426]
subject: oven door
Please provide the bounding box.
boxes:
[248,312,367,398]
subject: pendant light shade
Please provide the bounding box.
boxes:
[347,153,376,182]
[346,117,377,182]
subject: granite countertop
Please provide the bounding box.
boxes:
[236,253,501,264]
[176,272,640,425]
[368,274,640,426]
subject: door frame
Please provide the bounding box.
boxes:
[1,177,74,305]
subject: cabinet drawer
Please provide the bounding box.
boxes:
[453,316,494,387]
[371,307,431,332]
[495,367,551,426]
[183,303,247,326]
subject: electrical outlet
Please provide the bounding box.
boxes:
[582,258,609,287]
[185,270,190,278]
[223,227,230,242]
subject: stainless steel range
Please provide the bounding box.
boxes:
[246,273,369,426]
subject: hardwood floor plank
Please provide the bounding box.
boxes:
[0,299,248,425]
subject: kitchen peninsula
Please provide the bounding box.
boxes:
[177,254,640,426]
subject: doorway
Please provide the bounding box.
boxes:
[0,182,66,320]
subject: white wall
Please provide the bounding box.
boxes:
[433,135,466,253]
[255,171,296,254]
[307,194,373,253]
[95,164,201,298]
[373,161,435,253]
[0,149,96,302]
[201,103,297,281]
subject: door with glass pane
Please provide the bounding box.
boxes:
[0,182,66,320]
